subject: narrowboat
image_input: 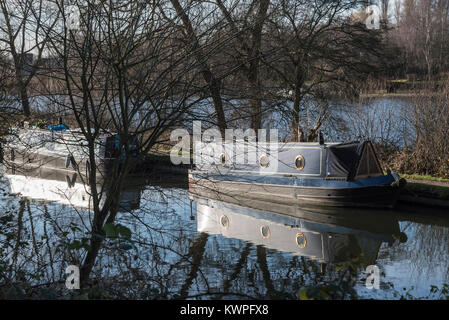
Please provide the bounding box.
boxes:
[191,194,405,264]
[189,140,406,208]
[2,126,139,176]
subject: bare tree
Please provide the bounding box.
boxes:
[391,0,449,79]
[39,0,206,284]
[164,0,228,136]
[266,0,387,141]
[379,0,390,27]
[0,48,18,137]
[215,0,271,130]
[0,0,59,117]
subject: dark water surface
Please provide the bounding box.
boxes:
[0,167,448,300]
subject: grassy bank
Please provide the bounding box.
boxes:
[400,174,449,183]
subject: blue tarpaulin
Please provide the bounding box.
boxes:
[48,124,68,131]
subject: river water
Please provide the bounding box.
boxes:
[0,166,448,300]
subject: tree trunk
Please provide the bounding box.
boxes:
[291,62,306,142]
[179,233,209,298]
[19,83,31,118]
[247,0,269,131]
[203,71,227,137]
[80,234,103,287]
[256,245,275,298]
[170,0,227,136]
[80,191,121,287]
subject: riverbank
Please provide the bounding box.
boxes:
[399,179,449,209]
[359,78,447,99]
[359,92,437,99]
[359,91,446,99]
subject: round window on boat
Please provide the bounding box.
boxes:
[259,154,269,168]
[220,215,229,229]
[260,226,271,239]
[294,155,305,171]
[219,153,226,167]
[296,232,307,248]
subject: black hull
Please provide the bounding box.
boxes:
[190,179,400,209]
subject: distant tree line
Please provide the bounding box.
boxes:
[375,0,449,80]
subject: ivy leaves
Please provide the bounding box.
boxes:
[103,223,132,239]
[103,223,134,251]
[68,223,134,252]
[68,238,91,251]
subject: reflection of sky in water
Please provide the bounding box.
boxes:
[1,172,449,299]
[357,221,449,299]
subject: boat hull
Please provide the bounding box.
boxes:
[2,146,108,177]
[189,172,401,209]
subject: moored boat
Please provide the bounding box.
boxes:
[189,140,406,208]
[1,126,139,176]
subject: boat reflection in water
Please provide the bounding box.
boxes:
[192,191,406,264]
[2,167,142,212]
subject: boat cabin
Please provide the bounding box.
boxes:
[195,140,384,181]
[6,128,139,160]
[3,128,140,174]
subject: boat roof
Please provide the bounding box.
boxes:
[326,140,384,180]
[10,127,116,138]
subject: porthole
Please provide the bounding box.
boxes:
[294,155,305,171]
[296,232,307,248]
[219,153,226,167]
[220,215,229,229]
[259,154,269,168]
[260,226,271,239]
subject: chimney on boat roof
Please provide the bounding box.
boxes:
[319,130,324,145]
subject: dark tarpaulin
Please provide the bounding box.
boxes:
[326,141,366,180]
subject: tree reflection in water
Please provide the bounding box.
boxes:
[0,172,448,300]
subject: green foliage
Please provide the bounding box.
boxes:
[298,283,357,300]
[68,222,133,252]
[118,241,133,251]
[68,238,91,252]
[102,223,134,251]
[335,253,369,274]
[400,174,449,183]
[34,119,47,129]
[431,284,449,299]
[103,223,132,239]
[103,223,117,237]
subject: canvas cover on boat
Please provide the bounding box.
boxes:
[326,141,383,180]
